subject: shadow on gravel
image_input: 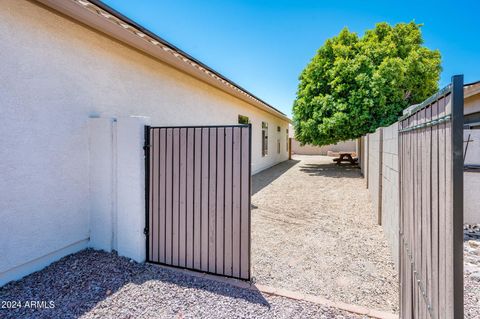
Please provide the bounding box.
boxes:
[252,160,299,195]
[139,264,270,308]
[0,249,269,319]
[299,163,361,178]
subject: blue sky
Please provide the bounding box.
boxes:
[103,0,480,118]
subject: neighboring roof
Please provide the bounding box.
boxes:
[35,0,290,122]
[465,81,480,99]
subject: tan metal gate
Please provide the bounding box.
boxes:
[145,125,251,280]
[398,75,464,318]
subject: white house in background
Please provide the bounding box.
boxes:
[288,125,356,156]
[0,0,290,286]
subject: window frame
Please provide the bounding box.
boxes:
[262,122,268,157]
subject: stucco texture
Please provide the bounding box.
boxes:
[0,0,288,284]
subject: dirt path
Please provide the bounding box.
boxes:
[251,155,399,313]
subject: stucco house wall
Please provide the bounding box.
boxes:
[0,0,289,285]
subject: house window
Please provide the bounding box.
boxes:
[262,122,268,156]
[286,128,289,152]
[277,139,280,154]
[238,115,249,124]
[277,126,281,132]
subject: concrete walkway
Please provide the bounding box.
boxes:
[251,155,399,313]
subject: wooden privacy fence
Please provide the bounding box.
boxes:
[145,125,251,280]
[398,75,464,318]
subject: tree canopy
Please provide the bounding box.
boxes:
[292,22,441,146]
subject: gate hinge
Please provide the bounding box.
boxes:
[143,227,149,235]
[143,144,150,157]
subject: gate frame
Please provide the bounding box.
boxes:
[143,124,252,280]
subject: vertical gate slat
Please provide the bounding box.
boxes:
[155,129,166,263]
[165,128,173,264]
[172,128,180,266]
[232,127,241,278]
[149,129,156,261]
[193,128,202,269]
[216,128,225,275]
[420,108,427,319]
[405,119,410,319]
[405,118,410,319]
[159,129,166,263]
[425,105,432,317]
[224,128,233,276]
[186,128,195,269]
[179,128,187,268]
[152,128,160,262]
[201,128,210,272]
[438,97,446,319]
[240,127,250,280]
[444,95,454,319]
[431,101,439,319]
[208,128,217,273]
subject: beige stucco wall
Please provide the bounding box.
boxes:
[291,139,356,155]
[0,0,288,284]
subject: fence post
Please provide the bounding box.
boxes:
[451,74,464,319]
[288,138,292,160]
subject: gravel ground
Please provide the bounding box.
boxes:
[0,249,366,319]
[251,155,398,313]
[464,225,480,318]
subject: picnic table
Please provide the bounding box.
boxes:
[333,152,358,165]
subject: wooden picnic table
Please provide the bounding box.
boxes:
[333,152,358,165]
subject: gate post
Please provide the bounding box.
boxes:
[116,116,151,263]
[451,74,464,319]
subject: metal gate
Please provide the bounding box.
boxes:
[144,125,251,280]
[398,75,464,318]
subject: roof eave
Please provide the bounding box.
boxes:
[465,81,480,99]
[34,0,291,123]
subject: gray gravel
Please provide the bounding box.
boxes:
[464,225,480,318]
[251,155,398,313]
[0,249,366,319]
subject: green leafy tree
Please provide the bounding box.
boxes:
[292,22,441,146]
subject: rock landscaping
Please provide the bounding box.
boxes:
[0,249,365,319]
[464,224,480,318]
